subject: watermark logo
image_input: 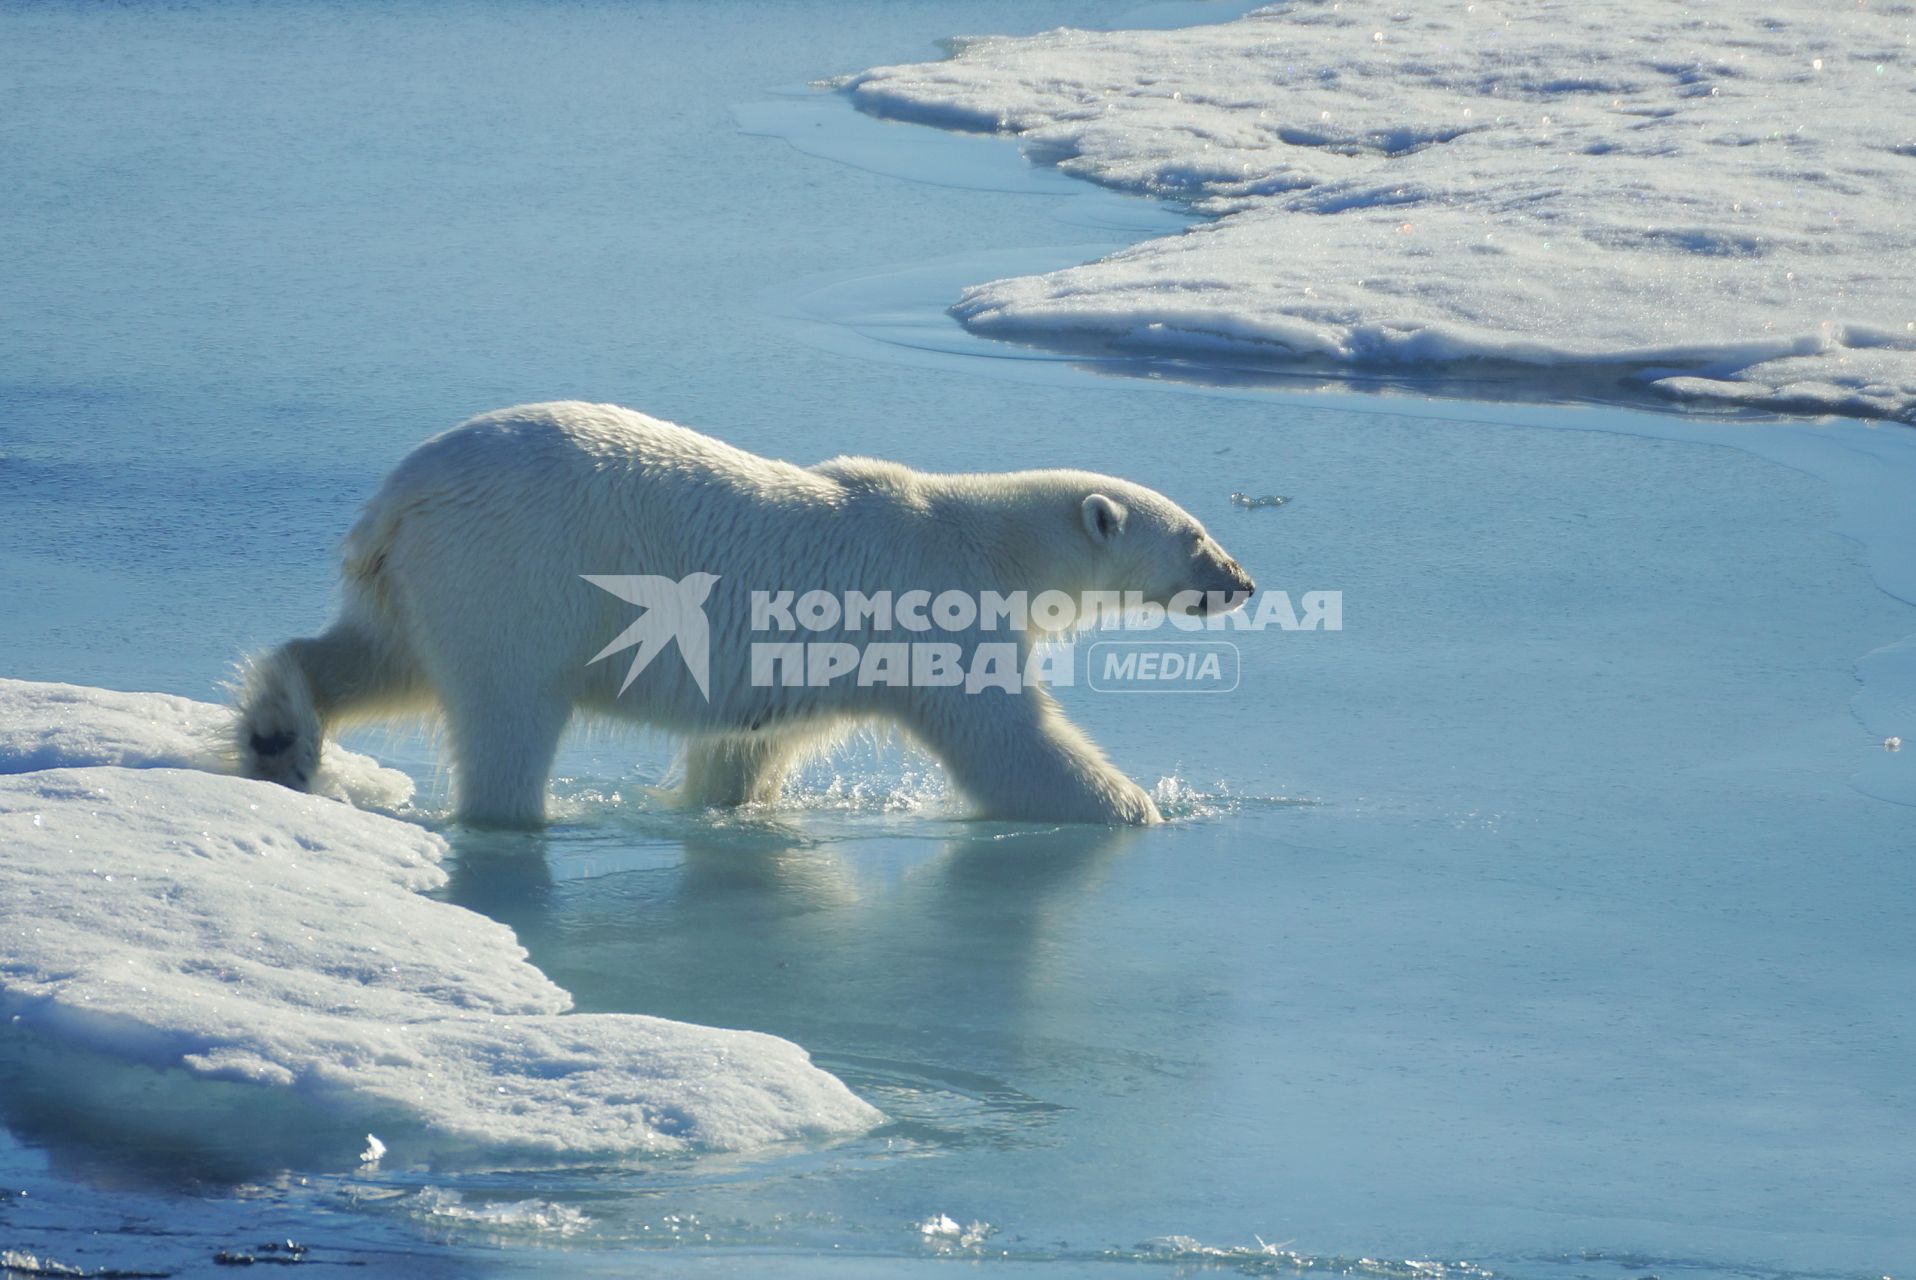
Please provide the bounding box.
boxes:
[583,573,718,699]
[1086,641,1240,693]
[586,580,1339,698]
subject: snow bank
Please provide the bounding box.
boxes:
[845,1,1916,420]
[0,683,879,1165]
[0,677,411,811]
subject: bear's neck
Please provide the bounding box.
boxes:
[919,473,1102,601]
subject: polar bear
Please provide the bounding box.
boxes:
[237,402,1254,827]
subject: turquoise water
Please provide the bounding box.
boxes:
[2,2,1912,1276]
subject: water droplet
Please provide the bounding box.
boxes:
[1812,57,1824,70]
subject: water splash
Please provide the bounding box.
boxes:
[784,759,954,818]
[915,1212,997,1251]
[1152,773,1314,821]
[406,1187,593,1238]
[1124,1236,1495,1277]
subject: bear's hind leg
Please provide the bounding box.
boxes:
[679,732,807,808]
[237,621,426,790]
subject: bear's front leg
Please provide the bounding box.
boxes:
[913,687,1161,826]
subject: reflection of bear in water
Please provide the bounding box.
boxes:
[238,402,1253,826]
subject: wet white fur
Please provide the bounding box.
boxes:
[237,402,1252,826]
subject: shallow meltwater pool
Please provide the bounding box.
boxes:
[2,2,1912,1278]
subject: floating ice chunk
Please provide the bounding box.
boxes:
[212,1242,308,1267]
[1887,737,1903,752]
[0,1250,112,1278]
[1229,491,1287,509]
[0,678,411,811]
[846,2,1916,420]
[915,1214,994,1249]
[0,759,878,1164]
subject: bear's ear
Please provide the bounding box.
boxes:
[1081,493,1127,545]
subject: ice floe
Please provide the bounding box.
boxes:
[845,1,1916,419]
[0,677,411,811]
[0,681,880,1167]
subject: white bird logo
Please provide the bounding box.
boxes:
[583,573,720,700]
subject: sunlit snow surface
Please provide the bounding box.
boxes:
[845,0,1916,419]
[0,677,412,810]
[0,681,879,1168]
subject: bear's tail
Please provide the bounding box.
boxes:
[340,488,408,590]
[233,644,323,792]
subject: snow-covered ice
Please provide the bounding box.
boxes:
[0,677,412,811]
[846,0,1916,419]
[0,682,880,1166]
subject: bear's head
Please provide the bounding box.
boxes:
[1074,479,1255,620]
